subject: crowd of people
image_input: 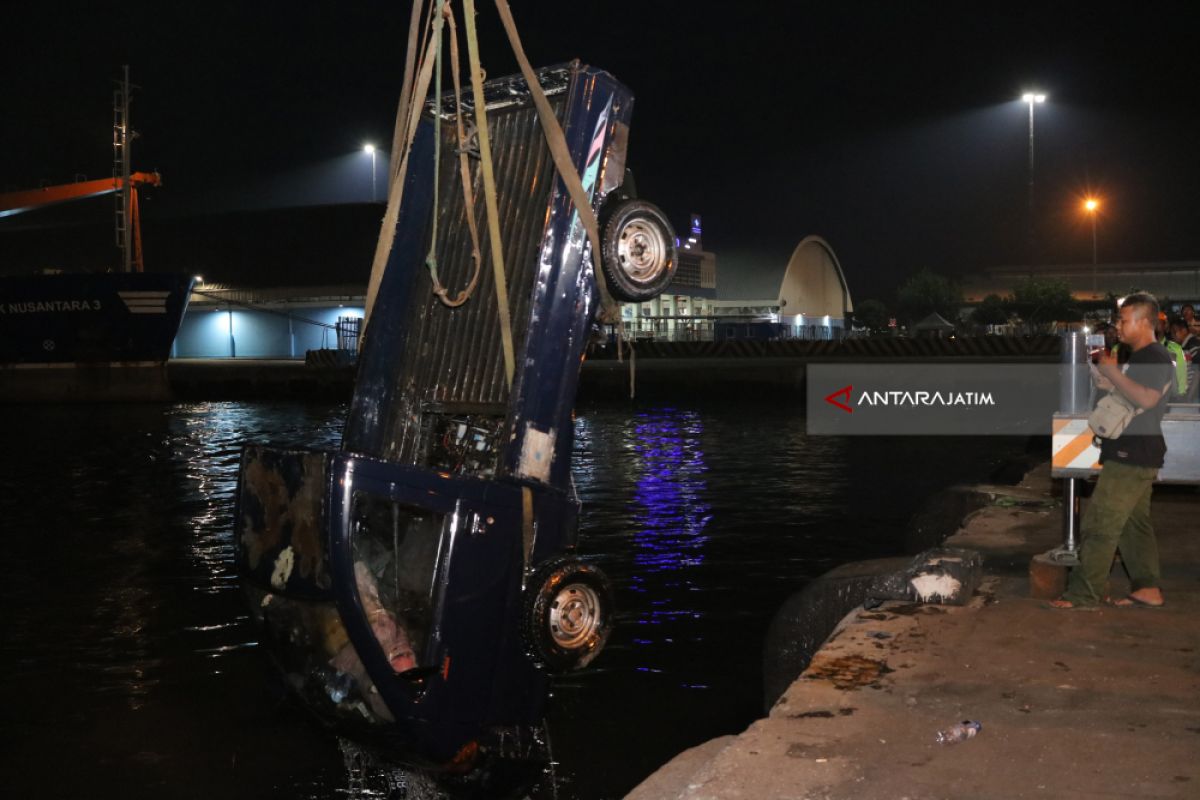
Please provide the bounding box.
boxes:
[1094,301,1199,402]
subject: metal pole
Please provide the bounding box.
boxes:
[1063,478,1080,554]
[370,149,377,202]
[1027,101,1036,271]
[1091,213,1098,294]
[117,65,134,274]
[1091,214,1098,265]
[1053,330,1087,564]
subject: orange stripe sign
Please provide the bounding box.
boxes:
[1052,418,1101,474]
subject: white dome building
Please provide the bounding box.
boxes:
[776,235,854,337]
[711,235,853,341]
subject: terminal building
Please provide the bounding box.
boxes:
[171,212,853,358]
[619,219,852,342]
[174,283,365,359]
[962,261,1200,310]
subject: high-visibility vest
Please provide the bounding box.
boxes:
[1163,339,1187,395]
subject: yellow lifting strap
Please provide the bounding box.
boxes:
[462,0,517,389]
[366,1,635,394]
[423,2,486,309]
[363,13,442,327]
[494,0,634,389]
[521,486,535,577]
[493,0,618,323]
[437,4,485,308]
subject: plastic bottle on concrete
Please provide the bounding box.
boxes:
[934,720,982,744]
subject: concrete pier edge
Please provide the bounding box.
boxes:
[625,461,1200,800]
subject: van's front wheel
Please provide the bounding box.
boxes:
[523,559,614,672]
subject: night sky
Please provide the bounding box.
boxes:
[4,1,1199,299]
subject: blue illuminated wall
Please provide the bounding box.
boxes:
[173,305,364,358]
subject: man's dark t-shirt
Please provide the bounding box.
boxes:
[1100,342,1173,468]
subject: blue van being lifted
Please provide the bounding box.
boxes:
[235,62,676,774]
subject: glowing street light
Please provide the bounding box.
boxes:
[1083,197,1101,291]
[363,143,377,202]
[1022,91,1047,267]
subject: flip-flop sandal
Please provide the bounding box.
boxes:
[1108,595,1165,608]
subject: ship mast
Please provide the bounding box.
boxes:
[113,65,137,273]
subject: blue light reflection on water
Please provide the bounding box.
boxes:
[630,408,712,573]
[570,403,857,696]
[626,408,713,680]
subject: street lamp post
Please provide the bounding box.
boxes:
[1084,197,1100,291]
[1022,91,1046,269]
[363,143,377,202]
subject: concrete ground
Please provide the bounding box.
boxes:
[627,464,1200,799]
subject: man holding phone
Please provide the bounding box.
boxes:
[1051,293,1173,610]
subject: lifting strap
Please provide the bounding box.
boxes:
[493,0,616,322]
[363,13,442,326]
[493,0,635,391]
[463,0,517,389]
[436,3,485,307]
[521,486,535,578]
[423,1,447,298]
[367,1,635,394]
[421,2,485,310]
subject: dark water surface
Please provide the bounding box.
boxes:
[0,400,1029,798]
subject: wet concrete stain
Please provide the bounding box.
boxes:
[786,707,858,719]
[784,742,837,760]
[805,655,895,690]
[879,603,948,617]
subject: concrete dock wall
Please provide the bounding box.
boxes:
[626,465,1200,799]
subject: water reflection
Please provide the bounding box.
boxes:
[630,408,711,573]
[624,409,713,684]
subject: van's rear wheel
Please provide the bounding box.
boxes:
[524,559,614,672]
[599,200,678,302]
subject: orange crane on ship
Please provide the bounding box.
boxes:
[0,172,161,273]
[0,66,156,273]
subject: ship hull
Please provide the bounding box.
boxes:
[0,272,193,402]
